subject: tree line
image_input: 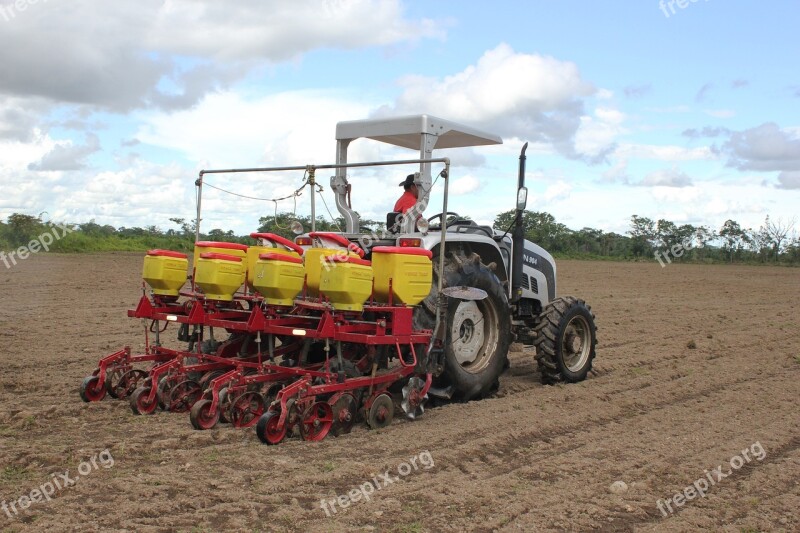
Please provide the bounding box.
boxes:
[0,213,353,254]
[1,211,798,265]
[493,210,799,264]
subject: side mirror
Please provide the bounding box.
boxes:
[290,220,304,235]
[516,187,528,211]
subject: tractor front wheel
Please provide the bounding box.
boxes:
[533,296,597,384]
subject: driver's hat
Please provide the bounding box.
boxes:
[399,174,416,188]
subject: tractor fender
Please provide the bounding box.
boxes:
[421,233,508,283]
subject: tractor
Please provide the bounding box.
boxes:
[318,114,597,401]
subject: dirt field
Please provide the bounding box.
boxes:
[0,253,798,532]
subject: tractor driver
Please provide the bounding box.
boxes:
[394,174,418,214]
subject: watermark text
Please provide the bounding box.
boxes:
[2,449,114,518]
[320,450,434,516]
[656,441,766,516]
[654,228,711,267]
[1,223,72,269]
[659,0,710,19]
[0,0,49,22]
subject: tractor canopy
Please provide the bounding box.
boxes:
[331,114,502,233]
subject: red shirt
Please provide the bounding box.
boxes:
[393,190,417,213]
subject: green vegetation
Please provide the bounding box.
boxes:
[205,447,220,463]
[493,210,799,265]
[0,465,31,483]
[0,213,198,254]
[395,522,426,533]
[1,210,797,265]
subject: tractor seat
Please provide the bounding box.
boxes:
[386,211,402,234]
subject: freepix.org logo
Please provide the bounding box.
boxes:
[659,0,710,19]
[0,0,49,22]
[2,449,115,518]
[1,222,73,269]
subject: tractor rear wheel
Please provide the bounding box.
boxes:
[533,296,597,384]
[415,251,511,401]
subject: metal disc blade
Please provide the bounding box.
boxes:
[442,286,488,301]
[401,377,428,420]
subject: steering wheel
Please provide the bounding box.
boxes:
[427,212,463,229]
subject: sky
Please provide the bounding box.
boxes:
[0,0,798,236]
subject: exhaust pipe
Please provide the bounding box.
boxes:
[511,142,528,303]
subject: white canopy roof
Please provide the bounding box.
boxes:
[335,114,503,150]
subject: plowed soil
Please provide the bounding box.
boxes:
[1,253,798,532]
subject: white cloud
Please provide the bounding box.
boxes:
[0,132,62,214]
[450,175,481,195]
[543,181,572,202]
[28,134,100,171]
[133,89,398,229]
[51,161,196,226]
[776,170,800,189]
[704,109,736,119]
[0,0,442,111]
[148,0,443,61]
[596,89,614,100]
[137,90,371,167]
[595,108,625,124]
[639,167,693,188]
[0,149,201,230]
[0,96,46,142]
[0,132,53,172]
[724,122,800,171]
[601,158,630,183]
[703,196,766,217]
[616,143,716,161]
[543,176,791,235]
[649,185,703,203]
[436,147,486,169]
[387,43,592,120]
[1,88,380,230]
[573,107,626,161]
[374,43,596,159]
[646,105,691,113]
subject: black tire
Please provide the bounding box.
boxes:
[533,296,597,384]
[415,251,511,401]
[189,399,219,430]
[256,410,286,445]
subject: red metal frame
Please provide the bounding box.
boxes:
[84,263,433,443]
